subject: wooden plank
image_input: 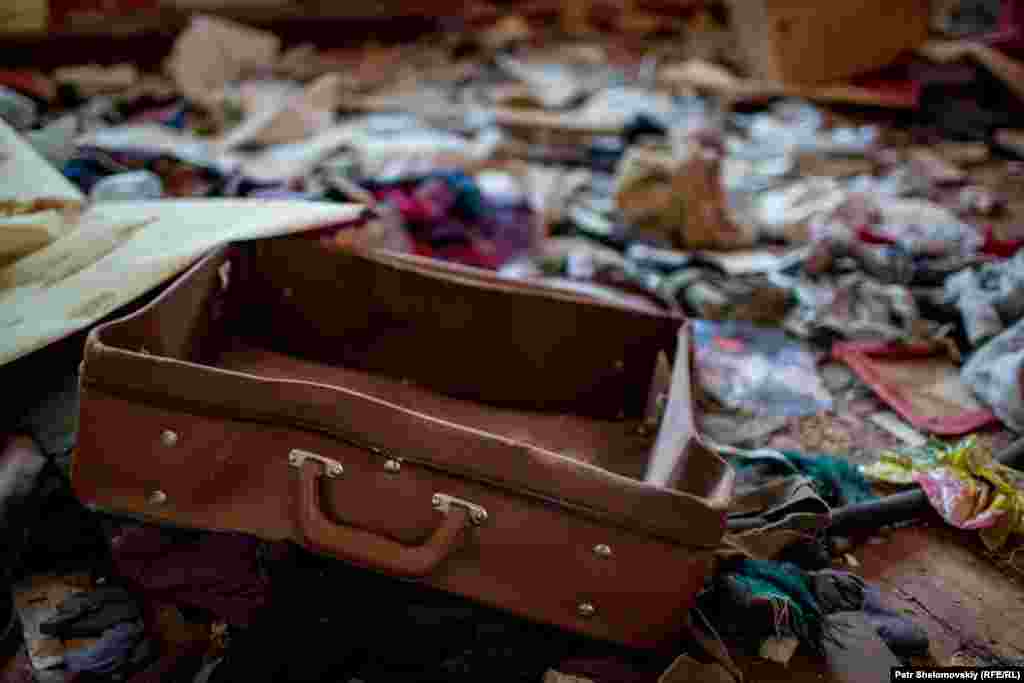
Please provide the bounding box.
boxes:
[855,522,1024,664]
[733,521,1024,681]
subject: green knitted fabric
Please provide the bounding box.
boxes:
[729,449,877,507]
[712,559,832,654]
[781,451,877,507]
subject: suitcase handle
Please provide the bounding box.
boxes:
[292,459,472,577]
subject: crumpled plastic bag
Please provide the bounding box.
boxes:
[748,177,847,243]
[692,319,832,417]
[576,87,676,130]
[870,197,984,258]
[862,437,1024,550]
[744,100,879,156]
[0,85,39,131]
[782,272,932,343]
[962,315,1024,431]
[945,250,1024,348]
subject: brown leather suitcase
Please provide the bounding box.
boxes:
[72,233,734,650]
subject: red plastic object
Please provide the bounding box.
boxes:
[832,341,999,435]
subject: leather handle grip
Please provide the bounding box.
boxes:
[291,461,469,577]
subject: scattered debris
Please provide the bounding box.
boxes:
[2,4,1024,680]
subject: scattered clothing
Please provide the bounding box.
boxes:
[111,526,273,628]
[208,546,585,683]
[11,574,92,671]
[5,13,1024,683]
[40,587,140,639]
[729,448,877,508]
[809,569,866,613]
[698,559,832,655]
[63,620,144,674]
[365,170,537,270]
[783,272,934,344]
[810,570,929,657]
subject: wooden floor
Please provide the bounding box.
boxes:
[744,516,1024,681]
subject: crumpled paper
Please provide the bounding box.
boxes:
[614,130,757,250]
[862,437,1024,550]
[219,73,340,149]
[0,119,363,367]
[166,15,280,110]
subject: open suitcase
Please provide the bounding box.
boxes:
[72,233,734,650]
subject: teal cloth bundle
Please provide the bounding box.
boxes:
[729,448,877,508]
[700,558,834,654]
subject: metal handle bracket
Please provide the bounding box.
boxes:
[289,449,344,478]
[432,493,488,525]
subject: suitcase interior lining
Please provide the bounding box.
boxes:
[215,241,684,482]
[212,339,658,482]
[223,236,677,422]
[96,242,698,487]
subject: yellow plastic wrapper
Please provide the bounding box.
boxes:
[861,437,1024,550]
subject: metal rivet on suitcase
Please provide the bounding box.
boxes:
[147,490,168,505]
[577,602,597,618]
[160,430,178,447]
[592,544,613,558]
[614,360,625,371]
[383,458,401,473]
